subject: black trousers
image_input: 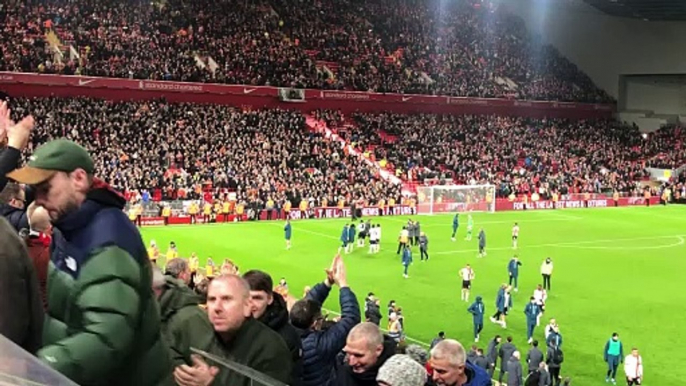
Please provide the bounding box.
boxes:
[396,242,407,254]
[549,367,561,386]
[420,248,429,260]
[542,274,551,290]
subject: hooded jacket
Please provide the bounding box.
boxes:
[334,336,397,386]
[37,180,173,385]
[258,292,303,386]
[468,296,485,324]
[158,275,213,367]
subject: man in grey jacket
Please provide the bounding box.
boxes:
[486,335,501,377]
[527,340,544,374]
[419,231,429,261]
[506,351,523,386]
[499,336,517,384]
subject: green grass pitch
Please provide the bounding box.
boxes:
[141,205,685,385]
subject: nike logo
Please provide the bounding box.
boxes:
[243,88,256,94]
[402,96,412,102]
[78,79,95,86]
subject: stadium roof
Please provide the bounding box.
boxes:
[583,0,686,21]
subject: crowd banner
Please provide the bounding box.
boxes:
[0,72,614,119]
[136,198,658,226]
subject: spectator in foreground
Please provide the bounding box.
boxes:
[0,216,43,354]
[0,102,33,196]
[153,259,213,367]
[290,255,361,386]
[429,339,491,386]
[376,354,428,386]
[8,139,172,385]
[336,322,397,386]
[174,275,292,386]
[243,269,303,386]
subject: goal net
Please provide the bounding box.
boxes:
[416,184,496,215]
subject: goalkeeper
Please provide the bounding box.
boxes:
[465,214,474,241]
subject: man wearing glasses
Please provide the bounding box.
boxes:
[430,339,491,386]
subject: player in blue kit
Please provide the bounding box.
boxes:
[338,224,349,254]
[284,219,292,250]
[451,213,459,241]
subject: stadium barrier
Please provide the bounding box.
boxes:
[495,196,660,211]
[136,198,658,226]
[0,72,614,119]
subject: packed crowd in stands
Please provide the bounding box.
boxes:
[0,0,613,102]
[345,111,686,198]
[14,97,400,210]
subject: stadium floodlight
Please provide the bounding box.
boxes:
[416,184,496,215]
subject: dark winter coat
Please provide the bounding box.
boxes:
[506,357,523,386]
[486,339,500,365]
[0,217,43,353]
[499,342,517,372]
[365,302,382,325]
[526,347,544,373]
[0,204,28,232]
[334,336,397,386]
[158,276,213,367]
[299,283,361,386]
[259,292,303,386]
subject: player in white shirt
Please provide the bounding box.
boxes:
[368,224,382,254]
[533,284,547,326]
[511,222,520,249]
[459,264,476,302]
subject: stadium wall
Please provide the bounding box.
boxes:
[504,0,686,99]
[624,77,686,115]
[0,72,613,119]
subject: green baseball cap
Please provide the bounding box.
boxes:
[7,139,95,185]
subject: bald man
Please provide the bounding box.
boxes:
[174,275,292,386]
[25,205,51,309]
[429,339,491,386]
[336,322,397,385]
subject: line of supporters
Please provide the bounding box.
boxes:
[127,196,419,223]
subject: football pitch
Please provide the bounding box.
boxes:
[142,205,685,385]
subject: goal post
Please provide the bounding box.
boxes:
[416,184,496,215]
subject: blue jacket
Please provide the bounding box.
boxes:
[0,204,28,232]
[347,224,356,241]
[546,331,563,348]
[340,227,349,243]
[464,360,492,386]
[508,259,522,277]
[299,283,361,386]
[467,298,485,324]
[402,248,413,266]
[495,288,513,312]
[524,302,541,323]
[284,223,292,239]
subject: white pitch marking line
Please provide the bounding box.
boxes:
[434,234,686,255]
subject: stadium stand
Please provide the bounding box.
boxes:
[0,0,613,102]
[13,97,400,209]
